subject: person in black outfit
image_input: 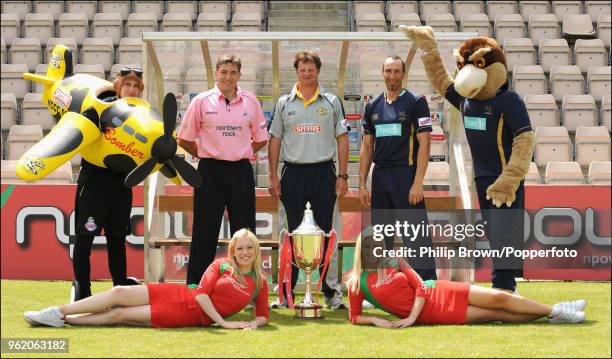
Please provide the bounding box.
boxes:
[71,68,144,301]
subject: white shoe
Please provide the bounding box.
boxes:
[325,294,346,310]
[362,299,375,309]
[559,299,587,312]
[269,298,288,309]
[24,307,65,327]
[549,307,585,324]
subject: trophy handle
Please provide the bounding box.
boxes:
[317,229,337,291]
[278,229,294,309]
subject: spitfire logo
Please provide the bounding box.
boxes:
[50,53,62,69]
[24,158,45,175]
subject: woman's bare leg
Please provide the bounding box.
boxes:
[58,285,149,316]
[466,305,544,324]
[468,285,552,316]
[66,306,151,327]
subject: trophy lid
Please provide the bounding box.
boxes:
[292,202,325,235]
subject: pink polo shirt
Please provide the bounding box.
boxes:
[177,84,269,161]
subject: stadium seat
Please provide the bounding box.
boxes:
[1,159,73,184]
[1,38,6,64]
[1,92,17,131]
[519,1,551,22]
[597,15,611,49]
[21,93,56,131]
[486,1,519,22]
[45,37,78,69]
[132,1,164,21]
[161,13,193,32]
[503,38,537,70]
[390,13,422,31]
[562,14,596,37]
[573,39,608,73]
[574,126,611,166]
[424,161,450,186]
[200,1,231,21]
[98,1,131,21]
[356,13,387,32]
[354,1,385,16]
[9,37,42,71]
[587,66,611,103]
[551,1,583,23]
[92,13,123,47]
[57,13,89,47]
[33,1,64,21]
[117,38,144,65]
[511,65,548,98]
[1,0,31,21]
[538,38,572,73]
[231,13,262,32]
[387,1,418,16]
[588,161,612,184]
[585,1,612,23]
[426,13,457,33]
[602,95,611,131]
[196,12,228,31]
[460,13,492,37]
[6,124,43,160]
[126,12,158,39]
[534,126,573,166]
[74,63,105,79]
[545,161,585,184]
[233,1,264,16]
[562,94,598,132]
[495,14,526,45]
[169,1,198,21]
[184,66,208,95]
[65,1,98,21]
[529,14,561,47]
[525,161,542,184]
[429,126,447,161]
[23,13,54,47]
[0,13,19,48]
[453,1,485,22]
[1,63,30,100]
[33,63,47,93]
[420,1,452,23]
[524,94,560,129]
[550,65,585,102]
[80,37,114,72]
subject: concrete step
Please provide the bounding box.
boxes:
[268,17,348,27]
[268,1,348,11]
[267,9,345,18]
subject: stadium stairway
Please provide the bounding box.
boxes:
[267,1,350,32]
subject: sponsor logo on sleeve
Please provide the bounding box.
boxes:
[418,116,432,127]
[85,217,97,232]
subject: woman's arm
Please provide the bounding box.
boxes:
[391,296,426,328]
[353,315,393,328]
[244,316,268,330]
[194,294,249,329]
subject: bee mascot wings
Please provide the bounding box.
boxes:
[401,26,534,208]
[16,44,202,188]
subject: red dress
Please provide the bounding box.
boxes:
[348,260,469,325]
[147,258,269,328]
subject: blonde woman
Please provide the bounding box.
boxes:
[24,229,268,329]
[346,233,586,328]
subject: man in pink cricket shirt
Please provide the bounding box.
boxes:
[177,55,269,286]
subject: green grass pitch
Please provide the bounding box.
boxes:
[1,280,610,358]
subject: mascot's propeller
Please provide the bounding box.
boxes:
[124,93,203,188]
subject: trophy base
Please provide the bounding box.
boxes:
[294,304,323,320]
